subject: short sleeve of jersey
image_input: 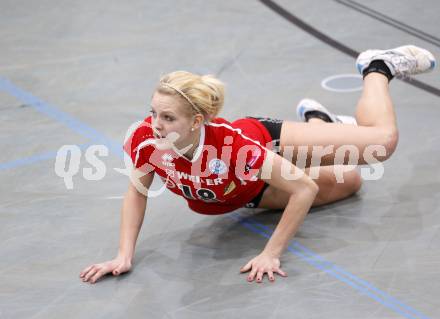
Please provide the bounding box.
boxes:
[230,128,268,181]
[123,117,156,173]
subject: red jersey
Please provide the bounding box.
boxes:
[124,116,273,215]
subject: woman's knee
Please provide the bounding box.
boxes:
[371,128,399,162]
[383,128,399,159]
[345,170,362,194]
[315,168,362,203]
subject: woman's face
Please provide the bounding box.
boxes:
[150,92,196,148]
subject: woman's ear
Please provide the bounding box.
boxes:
[192,113,205,129]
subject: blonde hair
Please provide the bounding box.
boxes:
[155,71,225,121]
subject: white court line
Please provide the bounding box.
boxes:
[321,73,363,92]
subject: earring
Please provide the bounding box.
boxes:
[191,127,195,132]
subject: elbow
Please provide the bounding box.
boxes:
[299,179,319,199]
[127,183,148,201]
[308,180,319,197]
[290,175,319,198]
[287,180,318,204]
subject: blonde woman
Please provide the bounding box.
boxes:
[80,45,435,284]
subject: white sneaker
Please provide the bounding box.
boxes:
[296,99,357,125]
[356,45,436,77]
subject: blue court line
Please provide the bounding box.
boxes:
[0,76,430,319]
[230,213,430,319]
[0,77,123,159]
[0,143,92,171]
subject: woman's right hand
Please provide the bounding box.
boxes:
[79,256,132,284]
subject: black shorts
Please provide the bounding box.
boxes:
[245,116,283,209]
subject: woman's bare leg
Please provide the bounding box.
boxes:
[355,73,396,127]
[280,73,398,167]
[260,116,362,209]
[258,166,362,210]
[280,44,436,167]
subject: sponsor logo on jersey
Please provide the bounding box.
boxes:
[223,181,236,196]
[161,153,175,167]
[176,171,201,183]
[209,158,228,175]
[164,169,223,185]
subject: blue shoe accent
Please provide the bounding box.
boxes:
[430,59,436,70]
[298,105,306,117]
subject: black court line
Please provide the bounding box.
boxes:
[335,0,440,48]
[259,0,440,97]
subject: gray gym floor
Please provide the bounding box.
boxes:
[1,1,440,318]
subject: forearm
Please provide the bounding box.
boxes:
[117,189,147,262]
[263,187,317,258]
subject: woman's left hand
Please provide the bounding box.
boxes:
[240,252,288,283]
